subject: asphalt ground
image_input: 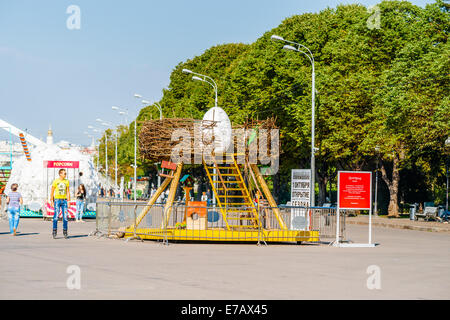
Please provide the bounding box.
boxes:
[0,218,448,300]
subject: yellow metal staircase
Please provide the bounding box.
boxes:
[0,169,11,195]
[203,154,261,231]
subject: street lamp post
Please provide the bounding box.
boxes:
[83,131,96,174]
[271,34,316,207]
[141,100,163,120]
[133,94,143,202]
[97,119,118,192]
[182,69,218,206]
[112,106,131,200]
[105,135,108,190]
[96,142,99,173]
[141,99,164,189]
[374,145,380,216]
[445,137,450,216]
[88,126,101,174]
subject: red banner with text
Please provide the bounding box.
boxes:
[45,161,80,169]
[338,171,372,210]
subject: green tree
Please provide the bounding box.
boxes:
[103,0,449,214]
[363,1,449,215]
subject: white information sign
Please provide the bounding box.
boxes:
[290,169,311,230]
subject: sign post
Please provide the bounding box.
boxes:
[335,171,376,248]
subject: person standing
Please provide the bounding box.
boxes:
[150,186,156,199]
[77,172,84,187]
[50,169,70,239]
[201,191,208,205]
[6,183,23,236]
[75,184,86,222]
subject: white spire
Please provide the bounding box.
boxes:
[47,124,53,145]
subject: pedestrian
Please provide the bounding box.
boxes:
[50,168,70,239]
[201,191,208,204]
[78,172,84,187]
[6,183,22,236]
[150,187,156,199]
[75,184,86,222]
[100,186,105,197]
[253,190,261,207]
[205,189,212,206]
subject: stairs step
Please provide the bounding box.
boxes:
[224,209,255,213]
[228,225,259,229]
[211,180,243,184]
[203,154,261,230]
[218,195,248,198]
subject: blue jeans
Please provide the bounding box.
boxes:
[76,200,85,220]
[8,207,20,234]
[53,199,68,230]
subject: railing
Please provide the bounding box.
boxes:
[93,202,348,245]
[0,194,7,220]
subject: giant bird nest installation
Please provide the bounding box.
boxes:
[117,115,319,243]
[138,117,278,163]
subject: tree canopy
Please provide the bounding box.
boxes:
[98,0,449,215]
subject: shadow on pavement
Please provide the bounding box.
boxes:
[67,234,89,239]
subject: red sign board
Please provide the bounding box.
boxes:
[338,171,372,210]
[45,161,80,169]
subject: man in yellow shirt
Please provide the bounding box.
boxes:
[50,169,70,239]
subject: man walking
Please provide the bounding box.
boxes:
[50,169,70,239]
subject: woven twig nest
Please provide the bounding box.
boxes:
[139,117,278,163]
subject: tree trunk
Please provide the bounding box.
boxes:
[318,177,328,206]
[380,148,404,217]
[274,172,280,203]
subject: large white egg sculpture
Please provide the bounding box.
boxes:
[201,107,232,154]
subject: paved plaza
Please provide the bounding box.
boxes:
[0,218,449,299]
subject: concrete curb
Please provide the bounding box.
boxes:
[347,220,450,233]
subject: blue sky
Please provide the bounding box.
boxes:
[0,0,435,145]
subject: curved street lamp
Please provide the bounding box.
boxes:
[374,145,380,216]
[271,34,316,207]
[112,106,129,125]
[97,119,119,191]
[182,68,218,108]
[141,99,163,190]
[141,100,163,120]
[88,126,101,172]
[182,68,220,206]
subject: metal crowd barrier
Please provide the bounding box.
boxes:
[93,201,348,245]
